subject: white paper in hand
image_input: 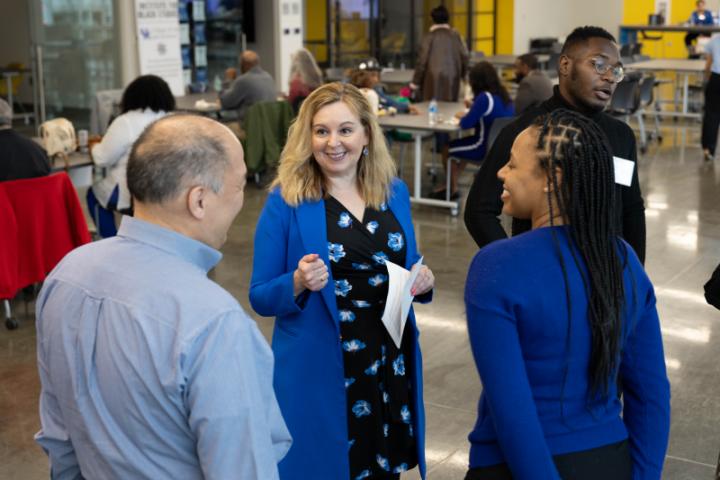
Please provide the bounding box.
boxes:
[381,257,423,348]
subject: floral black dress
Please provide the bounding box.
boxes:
[325,196,417,479]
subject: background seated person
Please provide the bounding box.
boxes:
[349,68,381,114]
[87,75,174,238]
[0,98,50,181]
[220,50,278,123]
[287,48,323,113]
[431,61,514,200]
[357,58,419,115]
[513,53,554,115]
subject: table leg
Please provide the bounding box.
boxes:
[413,133,422,201]
[682,72,689,115]
[408,131,459,215]
[5,74,13,114]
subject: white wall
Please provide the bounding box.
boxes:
[248,0,279,91]
[513,0,624,54]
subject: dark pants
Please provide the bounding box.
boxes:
[464,440,632,480]
[87,186,119,238]
[702,72,720,155]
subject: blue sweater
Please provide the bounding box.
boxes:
[464,226,670,479]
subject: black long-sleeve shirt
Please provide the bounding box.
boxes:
[0,128,51,182]
[464,87,647,263]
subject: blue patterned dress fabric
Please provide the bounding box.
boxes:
[325,196,416,479]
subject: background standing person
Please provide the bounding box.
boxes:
[465,110,670,480]
[702,33,720,161]
[250,82,434,480]
[685,0,714,57]
[513,53,554,115]
[464,26,646,264]
[410,5,469,101]
[87,74,173,238]
[36,114,291,479]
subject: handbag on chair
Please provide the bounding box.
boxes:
[39,118,77,169]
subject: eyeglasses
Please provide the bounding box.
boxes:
[589,58,625,82]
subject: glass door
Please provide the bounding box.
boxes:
[332,0,372,67]
[28,0,121,128]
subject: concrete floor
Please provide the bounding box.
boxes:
[1,118,719,479]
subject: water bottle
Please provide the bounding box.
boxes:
[213,74,223,92]
[428,98,438,126]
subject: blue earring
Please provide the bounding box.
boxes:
[363,146,369,156]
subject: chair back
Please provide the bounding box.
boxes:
[0,172,91,298]
[608,76,641,115]
[243,100,294,173]
[486,116,514,154]
[639,74,656,106]
[90,89,123,135]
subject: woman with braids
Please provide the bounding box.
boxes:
[464,109,670,480]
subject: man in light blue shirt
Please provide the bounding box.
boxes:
[34,114,291,479]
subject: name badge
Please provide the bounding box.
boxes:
[613,156,634,187]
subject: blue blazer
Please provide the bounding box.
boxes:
[250,179,428,480]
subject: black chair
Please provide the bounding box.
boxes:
[608,75,646,152]
[636,74,662,153]
[608,75,642,124]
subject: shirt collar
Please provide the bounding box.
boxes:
[430,24,451,32]
[117,216,222,273]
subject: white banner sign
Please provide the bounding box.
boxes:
[135,0,185,96]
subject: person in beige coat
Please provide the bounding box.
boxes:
[410,5,469,101]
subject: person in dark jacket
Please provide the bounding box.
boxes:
[0,98,50,182]
[464,26,647,263]
[513,53,554,114]
[410,5,469,101]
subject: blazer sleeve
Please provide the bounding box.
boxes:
[619,269,671,479]
[393,178,434,303]
[249,192,305,317]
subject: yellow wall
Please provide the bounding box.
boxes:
[496,0,514,54]
[304,0,327,62]
[623,0,700,58]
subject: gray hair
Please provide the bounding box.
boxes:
[289,48,323,89]
[0,98,12,127]
[127,114,229,204]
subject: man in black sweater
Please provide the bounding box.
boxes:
[0,98,51,182]
[464,26,646,263]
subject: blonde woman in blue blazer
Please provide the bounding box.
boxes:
[250,83,434,480]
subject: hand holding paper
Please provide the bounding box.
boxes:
[381,257,426,348]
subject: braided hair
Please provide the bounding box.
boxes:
[533,108,628,396]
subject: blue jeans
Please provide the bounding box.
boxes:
[87,186,119,238]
